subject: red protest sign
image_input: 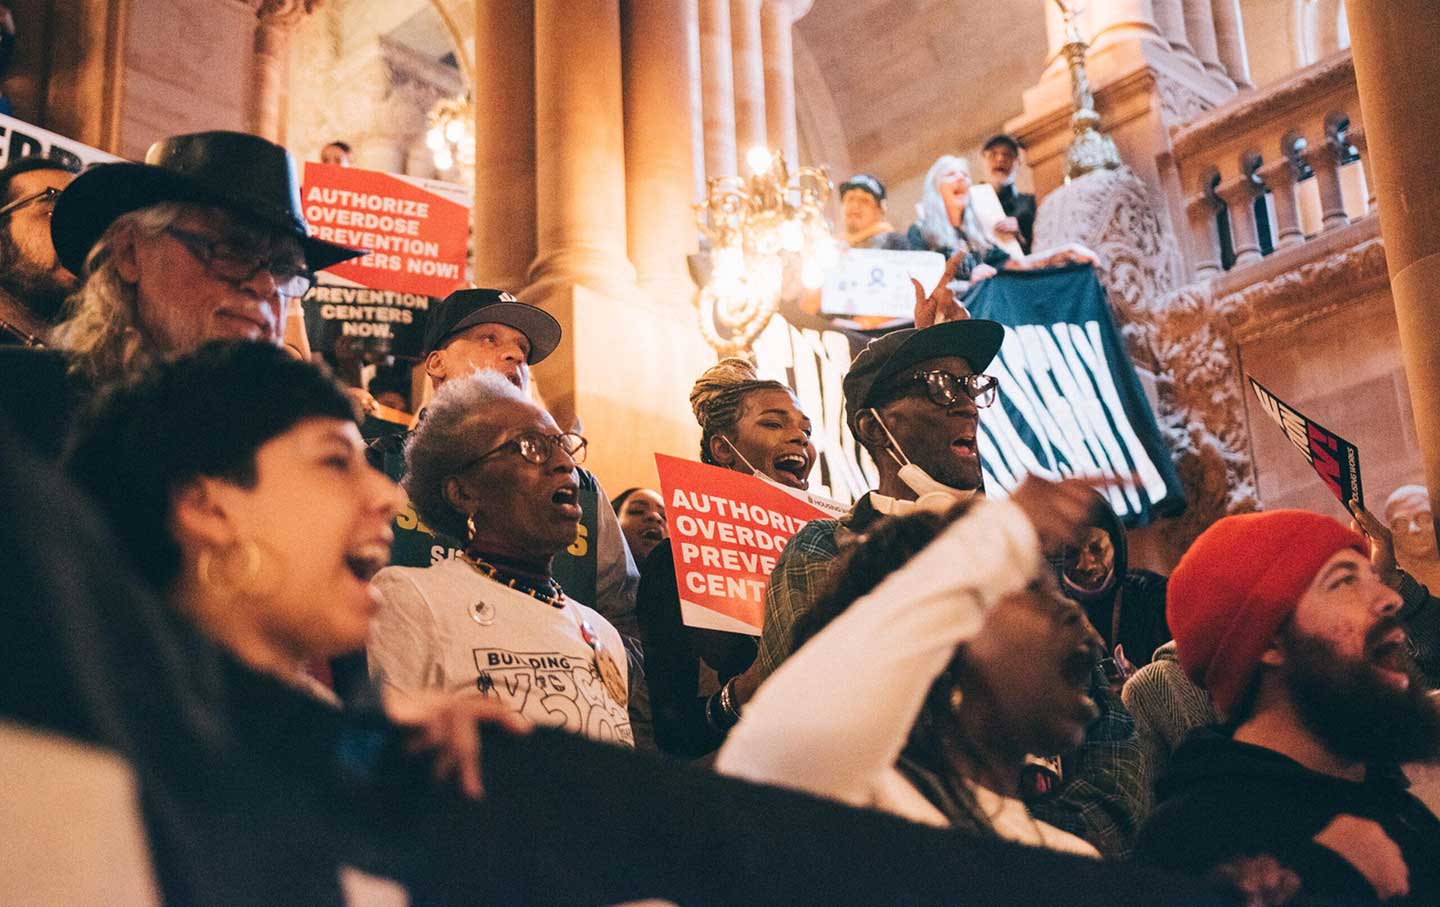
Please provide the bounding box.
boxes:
[1249,376,1364,510]
[655,454,830,635]
[301,162,469,298]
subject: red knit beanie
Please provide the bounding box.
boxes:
[1167,510,1365,716]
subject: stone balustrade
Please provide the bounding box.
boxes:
[1166,50,1370,282]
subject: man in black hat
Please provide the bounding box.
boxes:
[0,156,80,348]
[0,131,360,458]
[838,174,908,251]
[731,318,1005,705]
[47,130,362,388]
[981,134,1036,255]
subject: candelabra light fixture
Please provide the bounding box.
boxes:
[1054,0,1122,180]
[425,93,475,184]
[695,147,837,357]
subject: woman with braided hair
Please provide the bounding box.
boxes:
[637,357,817,757]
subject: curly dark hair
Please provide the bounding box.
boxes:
[790,498,1007,834]
[66,341,357,590]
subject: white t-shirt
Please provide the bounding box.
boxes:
[369,558,634,747]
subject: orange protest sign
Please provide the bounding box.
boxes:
[301,162,469,299]
[655,454,831,635]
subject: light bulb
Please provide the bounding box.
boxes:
[434,150,453,171]
[779,219,804,252]
[425,128,445,151]
[444,119,465,144]
[746,146,772,175]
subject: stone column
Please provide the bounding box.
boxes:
[1209,0,1253,89]
[1303,139,1350,232]
[622,0,700,299]
[248,0,315,143]
[1348,0,1440,542]
[1181,0,1229,84]
[1151,0,1196,57]
[760,0,798,166]
[730,0,767,154]
[1257,158,1303,249]
[473,0,536,291]
[1185,191,1222,278]
[1214,174,1262,267]
[530,0,635,298]
[699,0,738,179]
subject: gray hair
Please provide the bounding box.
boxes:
[51,202,192,386]
[404,369,532,541]
[913,155,992,257]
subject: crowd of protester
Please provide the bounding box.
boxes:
[2,125,1439,907]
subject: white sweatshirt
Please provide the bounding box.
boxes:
[716,497,1098,858]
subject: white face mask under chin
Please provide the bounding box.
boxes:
[866,408,976,516]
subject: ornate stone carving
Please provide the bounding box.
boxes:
[1153,70,1214,126]
[1033,167,1185,369]
[1145,280,1258,549]
[1221,236,1389,340]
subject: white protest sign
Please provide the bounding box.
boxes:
[819,248,946,319]
[0,113,120,170]
[968,183,1024,259]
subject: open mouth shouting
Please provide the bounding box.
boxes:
[1367,623,1414,691]
[770,452,812,489]
[1059,642,1102,722]
[550,482,582,520]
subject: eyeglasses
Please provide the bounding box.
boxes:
[461,431,588,471]
[0,186,60,220]
[906,369,999,409]
[163,226,313,298]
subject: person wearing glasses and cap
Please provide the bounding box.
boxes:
[367,368,635,746]
[0,156,80,348]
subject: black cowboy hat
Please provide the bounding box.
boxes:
[51,130,363,277]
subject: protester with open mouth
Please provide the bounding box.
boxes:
[718,476,1106,855]
[636,357,817,756]
[612,486,668,565]
[1136,509,1440,905]
[368,369,636,746]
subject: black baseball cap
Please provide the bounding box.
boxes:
[421,288,562,363]
[982,134,1020,154]
[842,320,1005,433]
[838,173,886,203]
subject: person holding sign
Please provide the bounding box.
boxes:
[637,358,817,757]
[718,478,1106,856]
[906,154,1097,293]
[368,370,635,747]
[980,134,1036,255]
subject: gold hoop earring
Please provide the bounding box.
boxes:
[466,511,479,546]
[196,539,262,593]
[948,685,964,714]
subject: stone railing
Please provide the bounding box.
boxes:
[1165,50,1372,283]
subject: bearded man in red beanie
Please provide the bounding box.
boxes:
[1134,510,1440,905]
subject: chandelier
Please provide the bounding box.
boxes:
[696,147,838,357]
[425,94,475,184]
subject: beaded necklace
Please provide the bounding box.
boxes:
[459,551,564,607]
[457,551,629,706]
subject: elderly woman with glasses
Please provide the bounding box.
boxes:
[367,369,636,747]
